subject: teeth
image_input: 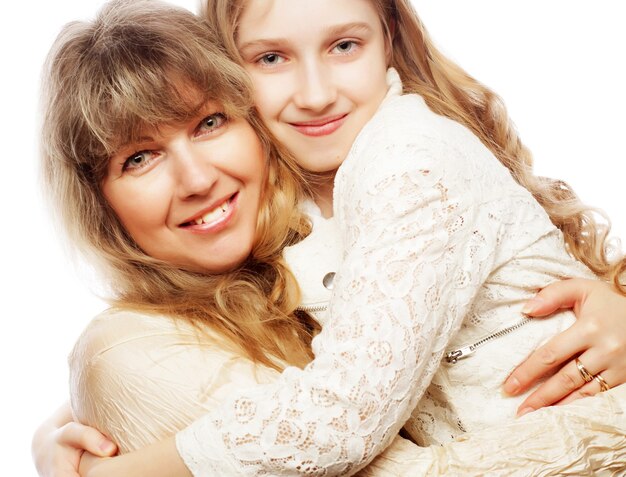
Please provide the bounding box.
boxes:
[193,198,230,225]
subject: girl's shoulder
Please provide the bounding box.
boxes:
[346,93,505,184]
[367,93,482,152]
[339,93,532,209]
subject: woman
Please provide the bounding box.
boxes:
[34,1,626,476]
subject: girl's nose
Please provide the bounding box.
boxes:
[293,60,337,111]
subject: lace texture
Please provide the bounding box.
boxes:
[176,90,592,475]
[69,307,626,475]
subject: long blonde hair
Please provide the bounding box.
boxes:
[203,0,625,292]
[41,0,317,370]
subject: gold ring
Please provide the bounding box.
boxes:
[594,373,611,392]
[575,358,594,383]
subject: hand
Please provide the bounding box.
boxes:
[32,403,116,477]
[502,278,626,415]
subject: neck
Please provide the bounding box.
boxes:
[310,171,336,218]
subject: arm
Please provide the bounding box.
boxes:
[169,97,537,475]
[77,97,554,476]
[80,384,626,476]
[74,286,626,476]
[79,437,189,477]
[32,402,116,477]
[504,278,626,412]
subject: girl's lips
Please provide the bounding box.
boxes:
[289,114,348,137]
[181,192,238,234]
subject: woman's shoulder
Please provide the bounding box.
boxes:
[69,307,279,383]
[69,307,225,368]
[69,308,280,453]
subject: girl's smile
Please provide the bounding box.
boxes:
[288,114,348,137]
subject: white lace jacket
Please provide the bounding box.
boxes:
[173,74,601,475]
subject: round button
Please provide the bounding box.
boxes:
[322,272,336,290]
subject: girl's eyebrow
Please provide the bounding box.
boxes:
[237,37,287,54]
[238,22,374,53]
[325,21,373,38]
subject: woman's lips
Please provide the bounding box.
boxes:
[180,192,238,234]
[289,114,348,137]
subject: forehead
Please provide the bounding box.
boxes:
[237,0,382,42]
[107,82,226,150]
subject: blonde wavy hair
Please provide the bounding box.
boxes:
[40,0,318,370]
[202,0,625,292]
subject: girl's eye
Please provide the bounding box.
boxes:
[196,113,227,136]
[257,52,286,67]
[122,150,158,172]
[332,40,357,55]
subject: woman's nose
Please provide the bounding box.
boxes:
[293,60,337,112]
[173,143,219,200]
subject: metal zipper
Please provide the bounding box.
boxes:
[296,303,328,313]
[445,318,531,364]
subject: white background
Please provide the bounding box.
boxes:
[1,1,624,474]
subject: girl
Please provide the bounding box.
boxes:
[36,0,626,476]
[173,2,626,470]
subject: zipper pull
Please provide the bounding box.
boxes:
[445,346,475,364]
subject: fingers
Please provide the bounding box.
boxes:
[503,322,586,396]
[515,350,606,416]
[522,278,594,317]
[557,372,612,406]
[57,422,117,457]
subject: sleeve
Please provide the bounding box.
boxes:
[69,311,279,454]
[175,102,544,475]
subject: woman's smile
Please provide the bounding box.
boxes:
[179,192,238,233]
[103,102,266,273]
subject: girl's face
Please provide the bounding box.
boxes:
[237,0,389,174]
[102,101,266,273]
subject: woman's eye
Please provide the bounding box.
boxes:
[197,113,227,136]
[332,40,357,54]
[257,52,286,67]
[122,150,157,172]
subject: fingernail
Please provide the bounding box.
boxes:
[502,377,520,396]
[99,440,115,453]
[521,297,544,314]
[517,407,534,418]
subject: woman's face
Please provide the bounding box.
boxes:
[236,0,389,174]
[102,102,266,273]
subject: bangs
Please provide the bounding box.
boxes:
[49,0,254,181]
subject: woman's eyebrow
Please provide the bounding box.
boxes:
[113,136,155,154]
